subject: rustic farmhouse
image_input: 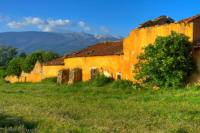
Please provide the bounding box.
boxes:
[5,14,200,83]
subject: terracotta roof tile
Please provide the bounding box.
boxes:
[177,14,200,23]
[65,41,123,58]
[43,57,64,66]
[138,16,174,28]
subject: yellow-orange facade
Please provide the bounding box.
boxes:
[42,65,65,79]
[64,55,123,81]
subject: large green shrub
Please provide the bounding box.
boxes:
[134,31,195,88]
[7,57,24,78]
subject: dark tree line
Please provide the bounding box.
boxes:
[0,45,18,66]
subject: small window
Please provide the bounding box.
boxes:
[103,70,111,77]
[90,67,99,79]
[116,72,122,80]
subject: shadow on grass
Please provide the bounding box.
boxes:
[1,90,24,94]
[0,113,38,133]
[176,128,189,133]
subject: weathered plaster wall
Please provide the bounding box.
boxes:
[122,22,194,81]
[5,76,19,83]
[5,61,43,83]
[64,55,122,81]
[5,61,65,83]
[42,65,65,79]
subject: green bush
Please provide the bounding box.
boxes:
[0,66,7,78]
[87,74,113,87]
[134,31,195,88]
[112,80,133,89]
[41,77,57,83]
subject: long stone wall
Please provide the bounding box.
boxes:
[5,61,65,83]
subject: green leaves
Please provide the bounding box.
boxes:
[6,50,60,76]
[0,44,18,66]
[134,31,196,88]
[7,57,24,78]
[23,50,60,73]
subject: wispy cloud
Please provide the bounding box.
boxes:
[7,17,91,32]
[100,26,110,33]
[0,14,10,22]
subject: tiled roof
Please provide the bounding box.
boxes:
[65,41,123,58]
[43,57,64,66]
[177,14,200,23]
[138,16,174,28]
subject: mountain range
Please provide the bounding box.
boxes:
[0,31,123,55]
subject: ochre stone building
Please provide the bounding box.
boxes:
[5,14,200,83]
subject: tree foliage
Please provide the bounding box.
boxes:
[134,31,195,88]
[22,50,59,73]
[0,44,18,66]
[19,51,27,58]
[22,51,44,73]
[0,66,7,78]
[7,58,24,78]
[42,51,59,63]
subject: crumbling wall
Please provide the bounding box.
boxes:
[5,61,65,83]
[68,68,82,84]
[57,69,69,84]
[138,16,174,28]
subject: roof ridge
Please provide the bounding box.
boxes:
[65,40,123,58]
[177,13,200,23]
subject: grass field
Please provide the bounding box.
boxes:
[0,80,200,133]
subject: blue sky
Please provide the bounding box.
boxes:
[0,0,200,36]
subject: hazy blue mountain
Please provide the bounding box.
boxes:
[0,31,123,55]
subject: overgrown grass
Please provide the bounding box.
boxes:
[85,74,113,87]
[1,77,200,132]
[0,66,7,78]
[41,77,57,83]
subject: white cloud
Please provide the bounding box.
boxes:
[79,21,91,31]
[7,17,91,32]
[100,26,110,33]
